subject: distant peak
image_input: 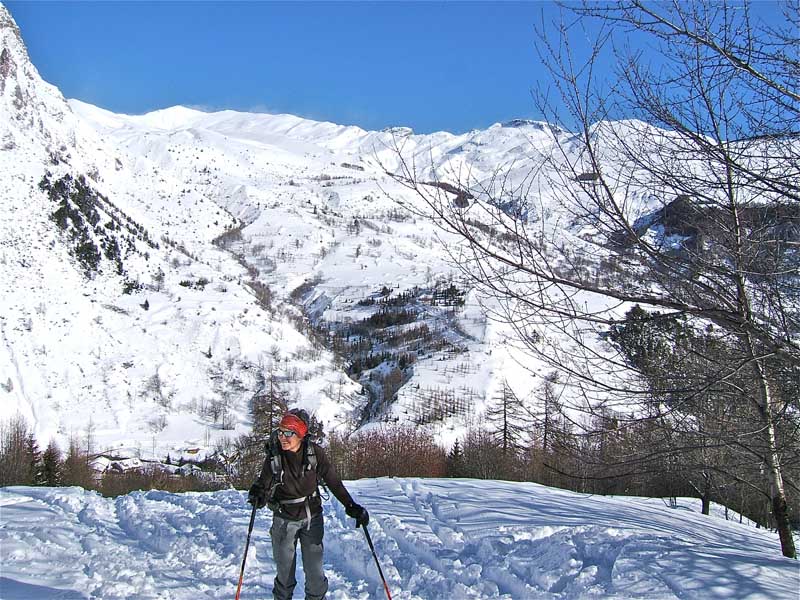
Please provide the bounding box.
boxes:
[501,119,551,130]
[132,105,208,129]
[143,105,207,119]
[381,126,414,136]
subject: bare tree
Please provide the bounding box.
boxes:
[251,358,288,438]
[61,435,95,489]
[0,415,32,485]
[486,379,530,458]
[390,1,799,557]
[142,369,170,409]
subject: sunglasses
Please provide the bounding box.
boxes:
[277,429,298,438]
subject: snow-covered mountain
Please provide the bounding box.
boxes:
[0,3,367,460]
[2,0,606,459]
[0,3,652,460]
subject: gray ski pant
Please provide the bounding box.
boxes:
[270,512,327,600]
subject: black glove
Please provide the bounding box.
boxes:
[346,503,369,528]
[248,482,268,509]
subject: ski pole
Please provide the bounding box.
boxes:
[235,502,258,600]
[361,523,393,600]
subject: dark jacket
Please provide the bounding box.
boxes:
[255,438,354,521]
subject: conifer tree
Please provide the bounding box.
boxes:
[0,415,30,485]
[446,439,465,478]
[251,361,287,439]
[25,433,41,485]
[41,440,62,486]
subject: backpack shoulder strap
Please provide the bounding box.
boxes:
[305,441,318,472]
[305,441,329,497]
[267,431,283,483]
[270,450,283,482]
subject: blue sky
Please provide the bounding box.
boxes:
[5,1,787,134]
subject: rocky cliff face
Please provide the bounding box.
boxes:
[0,3,22,87]
[0,3,80,168]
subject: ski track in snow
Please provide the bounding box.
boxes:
[2,479,798,600]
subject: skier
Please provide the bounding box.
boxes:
[248,409,369,600]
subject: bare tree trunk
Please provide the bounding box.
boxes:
[748,340,797,558]
[732,169,796,558]
[688,471,714,516]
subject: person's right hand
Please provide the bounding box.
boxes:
[248,482,268,509]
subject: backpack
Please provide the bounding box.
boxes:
[266,429,320,485]
[264,428,329,517]
[266,408,319,483]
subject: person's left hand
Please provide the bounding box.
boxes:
[346,503,369,528]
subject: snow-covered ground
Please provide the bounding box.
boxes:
[1,479,797,599]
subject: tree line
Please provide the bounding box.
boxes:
[4,391,795,541]
[0,415,221,496]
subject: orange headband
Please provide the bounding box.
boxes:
[279,413,308,438]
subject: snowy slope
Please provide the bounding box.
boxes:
[1,479,798,599]
[0,3,360,461]
[64,97,591,449]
